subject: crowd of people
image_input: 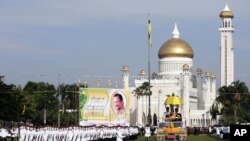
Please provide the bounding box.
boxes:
[0,125,139,141]
[186,125,230,140]
[0,122,232,141]
[210,125,230,140]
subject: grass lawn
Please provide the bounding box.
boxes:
[187,134,229,141]
[134,134,229,141]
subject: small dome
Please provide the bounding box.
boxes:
[183,64,189,70]
[210,73,216,78]
[196,68,203,74]
[220,11,234,18]
[220,4,234,18]
[205,72,210,77]
[121,65,129,71]
[139,70,146,75]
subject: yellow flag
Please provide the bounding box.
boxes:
[107,80,112,87]
[148,19,152,47]
[97,79,100,87]
[115,81,118,88]
[84,81,87,87]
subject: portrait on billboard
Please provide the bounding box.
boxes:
[79,88,130,126]
[111,90,126,122]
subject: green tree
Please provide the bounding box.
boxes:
[60,84,79,126]
[22,81,57,126]
[133,85,144,125]
[133,82,152,125]
[0,76,22,123]
[212,80,250,124]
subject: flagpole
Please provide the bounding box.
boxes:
[147,13,152,125]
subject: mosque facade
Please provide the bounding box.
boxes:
[121,4,234,127]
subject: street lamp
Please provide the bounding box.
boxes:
[158,89,162,124]
[43,91,48,125]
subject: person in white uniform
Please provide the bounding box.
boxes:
[116,127,124,141]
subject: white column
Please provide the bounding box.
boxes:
[182,64,190,127]
[211,73,216,101]
[204,72,211,111]
[196,68,203,110]
[122,65,130,90]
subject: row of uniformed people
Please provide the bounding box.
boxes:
[0,127,19,138]
[0,126,139,141]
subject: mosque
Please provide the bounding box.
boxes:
[120,4,235,127]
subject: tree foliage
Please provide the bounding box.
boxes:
[0,76,23,122]
[211,80,250,124]
[22,81,57,125]
[60,84,80,126]
[0,75,89,126]
[133,82,152,98]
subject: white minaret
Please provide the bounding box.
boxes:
[210,73,216,101]
[196,68,203,110]
[139,70,147,80]
[204,72,211,111]
[121,65,130,90]
[182,64,190,127]
[219,4,234,86]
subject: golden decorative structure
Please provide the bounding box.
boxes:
[220,10,234,18]
[158,38,194,59]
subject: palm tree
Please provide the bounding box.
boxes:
[133,86,143,125]
[141,82,152,96]
[133,82,152,125]
[60,84,80,126]
[212,80,250,124]
[210,101,221,124]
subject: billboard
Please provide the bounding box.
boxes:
[79,88,130,126]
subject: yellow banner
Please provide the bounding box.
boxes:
[79,88,130,125]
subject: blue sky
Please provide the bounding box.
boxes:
[0,0,250,88]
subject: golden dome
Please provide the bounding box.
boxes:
[196,68,203,74]
[210,73,216,78]
[182,64,189,70]
[158,38,194,59]
[220,4,234,19]
[121,65,129,71]
[220,11,234,18]
[139,70,146,75]
[205,72,210,77]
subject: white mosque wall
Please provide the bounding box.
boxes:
[129,87,137,126]
[190,110,207,127]
[159,57,193,76]
[132,72,217,126]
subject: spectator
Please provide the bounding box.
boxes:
[144,125,151,141]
